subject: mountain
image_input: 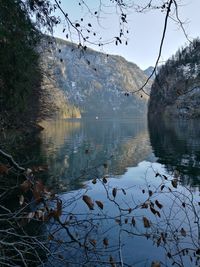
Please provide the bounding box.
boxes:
[39,37,151,119]
[148,38,200,118]
[144,66,155,78]
[144,66,161,80]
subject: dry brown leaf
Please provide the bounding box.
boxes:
[155,200,163,209]
[150,207,157,215]
[95,200,104,210]
[171,179,178,188]
[109,255,116,267]
[82,195,94,210]
[89,239,97,246]
[112,188,117,198]
[160,185,165,191]
[109,256,117,267]
[103,237,109,247]
[122,188,126,195]
[92,178,97,184]
[143,217,150,228]
[115,218,121,224]
[151,261,161,267]
[148,190,153,197]
[180,227,186,237]
[156,210,161,217]
[103,177,107,183]
[0,164,9,175]
[131,217,136,226]
[182,202,186,208]
[163,175,168,180]
[141,202,148,209]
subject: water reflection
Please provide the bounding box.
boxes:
[39,119,153,190]
[148,117,200,187]
[38,118,200,266]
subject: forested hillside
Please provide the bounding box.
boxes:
[149,38,200,118]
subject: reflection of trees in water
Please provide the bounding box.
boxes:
[2,120,200,266]
[40,119,152,190]
[148,117,200,187]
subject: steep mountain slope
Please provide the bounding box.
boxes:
[40,37,151,119]
[144,66,155,79]
[149,38,200,118]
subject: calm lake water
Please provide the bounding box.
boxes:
[33,117,200,266]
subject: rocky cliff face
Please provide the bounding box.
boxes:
[39,37,150,119]
[148,38,200,118]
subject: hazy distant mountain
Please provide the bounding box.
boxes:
[143,66,161,80]
[39,37,151,119]
[144,66,154,78]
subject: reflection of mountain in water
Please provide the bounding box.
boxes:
[40,119,152,190]
[148,117,200,187]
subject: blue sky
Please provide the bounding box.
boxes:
[53,0,200,70]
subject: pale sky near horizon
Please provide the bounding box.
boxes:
[53,0,200,70]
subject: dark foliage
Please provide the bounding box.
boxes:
[0,0,42,128]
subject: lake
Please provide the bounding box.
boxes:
[24,117,200,266]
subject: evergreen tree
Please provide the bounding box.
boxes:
[0,0,41,125]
